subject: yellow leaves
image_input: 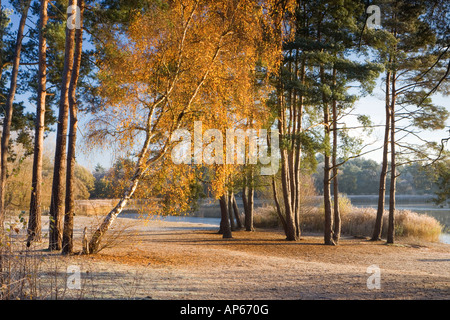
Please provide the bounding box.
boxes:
[87,0,284,208]
[130,158,197,216]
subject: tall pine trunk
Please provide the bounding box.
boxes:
[242,182,248,218]
[231,192,242,229]
[331,66,340,243]
[228,192,236,231]
[28,0,48,245]
[278,89,297,241]
[323,105,334,246]
[0,0,31,229]
[371,68,391,241]
[49,0,77,251]
[387,70,397,244]
[320,62,335,246]
[271,176,287,234]
[62,0,84,255]
[292,54,304,239]
[332,95,340,243]
[272,13,299,241]
[245,167,254,232]
[0,0,4,284]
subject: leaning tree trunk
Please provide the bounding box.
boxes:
[88,4,222,253]
[62,0,84,255]
[0,0,31,230]
[88,109,159,254]
[89,175,141,253]
[49,0,77,251]
[371,68,391,241]
[27,0,48,245]
[88,65,216,253]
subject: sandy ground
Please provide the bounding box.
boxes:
[13,215,450,300]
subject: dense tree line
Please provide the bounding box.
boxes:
[313,157,446,197]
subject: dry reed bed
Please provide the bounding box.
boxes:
[253,200,443,242]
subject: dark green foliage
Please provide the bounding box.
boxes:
[432,159,450,206]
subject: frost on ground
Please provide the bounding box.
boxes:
[5,215,449,300]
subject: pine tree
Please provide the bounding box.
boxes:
[0,0,32,230]
[277,0,382,244]
[49,0,77,251]
[62,0,84,255]
[368,0,449,243]
[27,0,49,246]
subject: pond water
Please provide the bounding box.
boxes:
[119,213,221,230]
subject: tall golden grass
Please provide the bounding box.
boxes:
[253,195,443,242]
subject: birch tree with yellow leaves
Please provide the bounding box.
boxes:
[86,0,280,253]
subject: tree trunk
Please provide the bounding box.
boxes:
[296,60,305,239]
[323,139,334,245]
[0,0,4,283]
[27,0,48,245]
[231,192,242,229]
[219,193,232,239]
[387,71,397,244]
[88,119,159,254]
[49,0,77,251]
[321,65,335,246]
[0,0,31,230]
[82,227,89,255]
[228,192,236,231]
[332,95,340,243]
[371,68,391,241]
[293,129,301,239]
[278,89,297,241]
[87,3,220,252]
[62,0,84,255]
[89,176,140,253]
[271,176,287,233]
[292,51,303,239]
[245,167,254,232]
[242,182,248,217]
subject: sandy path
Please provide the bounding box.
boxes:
[24,215,450,300]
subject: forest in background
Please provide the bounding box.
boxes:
[89,157,448,199]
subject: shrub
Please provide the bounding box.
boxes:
[393,210,443,242]
[253,206,281,228]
